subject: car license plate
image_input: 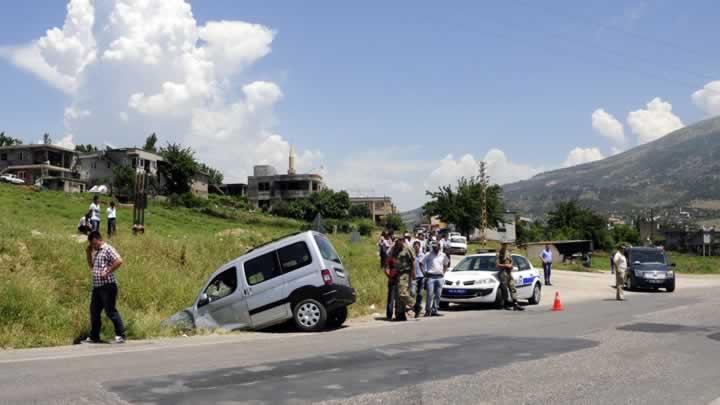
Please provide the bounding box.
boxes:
[447,289,468,295]
[648,279,663,283]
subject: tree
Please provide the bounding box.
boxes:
[423,176,504,238]
[75,144,99,153]
[308,189,351,219]
[143,133,158,153]
[384,213,405,232]
[516,220,547,244]
[42,133,52,145]
[112,165,136,198]
[199,163,224,187]
[159,143,199,195]
[0,132,23,146]
[546,200,610,249]
[610,224,640,247]
[349,204,372,219]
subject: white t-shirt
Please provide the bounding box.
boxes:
[424,251,450,276]
[89,202,100,221]
[78,217,88,227]
[613,252,628,272]
[107,207,116,219]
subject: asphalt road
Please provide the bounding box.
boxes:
[3,270,720,404]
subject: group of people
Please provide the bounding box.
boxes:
[378,231,452,321]
[77,195,117,238]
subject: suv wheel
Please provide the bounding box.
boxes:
[293,299,327,332]
[625,274,634,291]
[666,281,675,293]
[327,306,348,329]
[528,283,541,305]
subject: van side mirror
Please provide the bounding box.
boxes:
[198,293,210,307]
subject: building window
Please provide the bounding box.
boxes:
[91,161,97,169]
[107,161,111,169]
[0,153,6,161]
[18,152,25,161]
[258,182,270,192]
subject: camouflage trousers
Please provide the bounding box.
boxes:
[394,273,413,319]
[499,270,518,303]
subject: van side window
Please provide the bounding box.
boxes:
[203,267,237,305]
[244,252,282,285]
[278,242,312,272]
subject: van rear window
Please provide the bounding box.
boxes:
[278,242,312,272]
[314,235,341,264]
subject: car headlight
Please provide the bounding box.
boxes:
[666,271,674,277]
[634,270,643,277]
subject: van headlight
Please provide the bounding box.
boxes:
[666,271,674,277]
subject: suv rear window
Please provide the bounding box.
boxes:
[278,242,312,272]
[244,252,282,285]
[314,235,341,264]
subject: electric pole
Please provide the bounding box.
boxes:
[479,161,488,246]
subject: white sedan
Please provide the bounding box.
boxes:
[440,253,542,309]
[447,236,468,255]
[0,174,25,185]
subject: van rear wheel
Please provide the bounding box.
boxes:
[293,299,327,332]
[327,306,348,329]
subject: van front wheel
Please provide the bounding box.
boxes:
[293,299,327,332]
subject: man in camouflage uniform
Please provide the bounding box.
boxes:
[393,241,416,321]
[497,242,524,311]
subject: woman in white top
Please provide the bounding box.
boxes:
[89,195,101,232]
[107,201,117,237]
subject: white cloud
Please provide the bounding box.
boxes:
[1,0,95,93]
[627,97,684,144]
[54,134,76,149]
[691,81,720,117]
[483,148,542,185]
[591,108,625,146]
[562,147,604,167]
[425,154,480,191]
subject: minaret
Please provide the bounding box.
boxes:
[288,145,296,175]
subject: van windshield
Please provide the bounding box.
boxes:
[314,235,342,264]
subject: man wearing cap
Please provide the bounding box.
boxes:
[497,242,524,311]
[612,244,628,301]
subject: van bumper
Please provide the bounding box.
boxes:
[320,285,356,312]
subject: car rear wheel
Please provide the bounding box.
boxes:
[293,299,327,332]
[528,283,541,305]
[327,306,348,329]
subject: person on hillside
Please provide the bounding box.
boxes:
[77,211,92,235]
[89,195,101,232]
[423,241,449,317]
[412,241,426,318]
[84,231,126,343]
[612,244,628,301]
[107,201,117,238]
[540,244,553,286]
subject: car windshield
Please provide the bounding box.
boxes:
[314,234,342,264]
[451,237,466,244]
[631,250,667,264]
[452,256,497,272]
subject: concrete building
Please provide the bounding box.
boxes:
[79,148,163,188]
[350,196,397,223]
[217,183,248,197]
[247,147,325,209]
[0,144,85,192]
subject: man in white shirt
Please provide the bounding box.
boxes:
[89,195,101,233]
[107,201,117,237]
[612,245,628,301]
[423,242,450,317]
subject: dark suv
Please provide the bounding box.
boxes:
[624,247,676,293]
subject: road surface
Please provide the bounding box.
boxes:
[2,270,720,404]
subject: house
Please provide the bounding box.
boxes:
[0,144,85,192]
[79,147,163,188]
[247,147,325,209]
[217,183,248,197]
[350,196,397,223]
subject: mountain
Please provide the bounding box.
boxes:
[503,116,720,218]
[400,207,425,229]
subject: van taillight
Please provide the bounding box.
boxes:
[321,269,333,285]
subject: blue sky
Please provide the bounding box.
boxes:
[1,1,719,209]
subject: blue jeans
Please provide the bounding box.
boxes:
[386,283,397,320]
[90,219,100,232]
[426,276,443,314]
[543,262,552,284]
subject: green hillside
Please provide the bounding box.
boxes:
[0,184,383,348]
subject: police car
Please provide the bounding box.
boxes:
[440,253,542,309]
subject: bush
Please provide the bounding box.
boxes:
[356,219,375,236]
[167,192,208,209]
[349,204,372,219]
[384,214,405,232]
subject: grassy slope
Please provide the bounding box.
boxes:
[0,184,384,348]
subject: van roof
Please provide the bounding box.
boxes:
[242,231,306,255]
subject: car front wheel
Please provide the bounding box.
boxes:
[293,299,327,332]
[666,281,675,293]
[528,283,541,305]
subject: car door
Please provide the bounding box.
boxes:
[242,250,289,328]
[194,266,251,330]
[512,255,535,298]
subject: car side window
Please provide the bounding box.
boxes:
[244,252,282,286]
[203,267,237,305]
[277,242,312,273]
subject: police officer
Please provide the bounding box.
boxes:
[394,238,416,321]
[497,242,524,311]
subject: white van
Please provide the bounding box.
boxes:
[172,231,356,332]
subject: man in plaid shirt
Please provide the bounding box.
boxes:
[85,231,126,343]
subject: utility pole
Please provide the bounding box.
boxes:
[479,161,488,246]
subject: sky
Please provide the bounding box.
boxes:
[1,0,719,210]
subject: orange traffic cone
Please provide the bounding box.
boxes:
[551,291,564,311]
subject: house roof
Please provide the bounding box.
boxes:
[0,144,75,153]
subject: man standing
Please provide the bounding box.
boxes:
[393,240,416,321]
[423,242,449,317]
[107,201,117,238]
[89,195,101,232]
[613,244,628,301]
[85,231,126,343]
[540,244,553,286]
[412,241,426,318]
[497,242,524,311]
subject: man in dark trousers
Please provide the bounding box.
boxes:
[84,231,126,343]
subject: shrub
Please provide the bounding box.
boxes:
[168,192,208,209]
[356,219,375,236]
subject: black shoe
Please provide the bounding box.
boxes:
[513,303,525,311]
[547,282,553,286]
[414,311,421,319]
[431,312,443,317]
[504,306,514,311]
